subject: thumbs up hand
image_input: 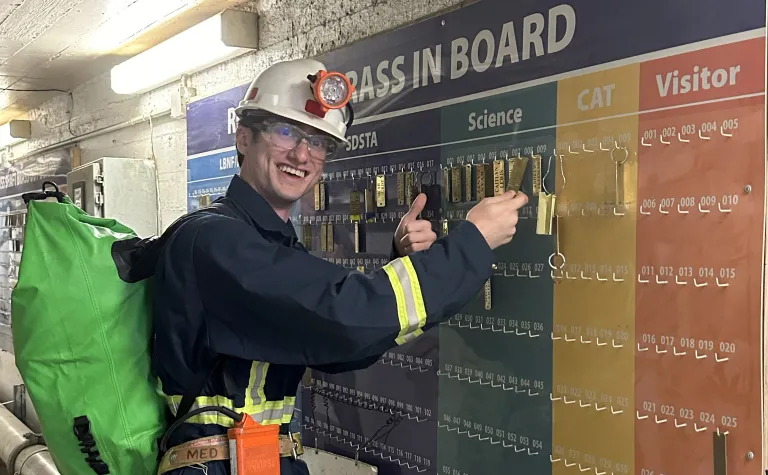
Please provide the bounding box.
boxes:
[394,193,438,256]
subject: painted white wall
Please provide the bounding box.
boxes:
[5,0,469,230]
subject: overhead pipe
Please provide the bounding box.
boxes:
[0,403,60,475]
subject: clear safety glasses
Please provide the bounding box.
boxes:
[257,121,340,160]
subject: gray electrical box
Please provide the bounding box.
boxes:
[67,157,159,237]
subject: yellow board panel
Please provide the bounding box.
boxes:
[553,64,639,475]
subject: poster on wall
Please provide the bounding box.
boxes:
[0,149,70,350]
[186,0,767,473]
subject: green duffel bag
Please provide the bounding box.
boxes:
[10,182,166,475]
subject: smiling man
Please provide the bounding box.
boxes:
[151,58,528,475]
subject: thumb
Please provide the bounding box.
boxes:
[403,193,427,221]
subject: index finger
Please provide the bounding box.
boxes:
[507,192,529,209]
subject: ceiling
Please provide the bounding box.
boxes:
[0,0,249,124]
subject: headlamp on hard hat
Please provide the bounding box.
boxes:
[308,70,355,111]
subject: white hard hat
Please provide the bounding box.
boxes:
[235,58,354,143]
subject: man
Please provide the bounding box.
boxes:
[152,58,528,475]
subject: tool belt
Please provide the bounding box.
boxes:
[157,433,303,474]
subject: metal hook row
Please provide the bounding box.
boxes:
[493,268,541,279]
[436,370,541,396]
[637,274,730,287]
[640,126,733,147]
[552,270,626,282]
[635,413,729,436]
[552,334,625,349]
[566,140,626,155]
[635,344,730,362]
[379,359,430,372]
[443,319,541,338]
[558,205,627,217]
[550,456,616,475]
[549,394,625,415]
[640,202,732,215]
[438,423,541,456]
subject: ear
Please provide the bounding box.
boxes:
[235,124,252,155]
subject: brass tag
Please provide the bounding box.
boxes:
[441,219,449,236]
[320,224,327,251]
[536,193,554,235]
[326,223,334,252]
[405,172,415,206]
[397,172,405,206]
[303,224,313,250]
[364,188,375,214]
[615,162,625,207]
[442,168,450,202]
[507,156,530,193]
[493,159,505,196]
[375,174,386,208]
[350,190,362,222]
[357,265,366,273]
[450,167,461,203]
[314,183,321,211]
[483,279,492,310]
[532,156,542,195]
[319,181,326,210]
[354,222,360,253]
[464,164,472,201]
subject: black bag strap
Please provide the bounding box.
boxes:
[171,198,240,424]
[173,355,226,423]
[22,181,67,204]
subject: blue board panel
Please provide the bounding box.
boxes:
[184,1,767,473]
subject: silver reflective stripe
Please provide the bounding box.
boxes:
[252,400,296,424]
[389,259,421,336]
[248,361,268,406]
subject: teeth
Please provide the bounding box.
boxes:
[278,165,305,178]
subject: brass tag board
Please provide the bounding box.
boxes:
[483,279,492,310]
[464,164,473,201]
[536,193,554,235]
[350,190,362,222]
[405,172,415,205]
[397,172,406,206]
[532,156,542,195]
[507,156,530,193]
[319,181,326,210]
[314,183,321,211]
[450,168,461,203]
[493,160,505,196]
[320,224,327,251]
[326,223,334,252]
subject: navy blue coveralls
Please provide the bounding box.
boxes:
[151,174,494,474]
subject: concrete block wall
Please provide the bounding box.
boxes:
[6,0,473,230]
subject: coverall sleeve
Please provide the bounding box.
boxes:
[191,215,493,367]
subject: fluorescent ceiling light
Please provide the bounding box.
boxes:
[90,0,205,52]
[0,120,31,148]
[110,10,258,95]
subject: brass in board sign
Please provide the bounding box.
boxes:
[532,155,542,195]
[397,172,405,206]
[464,164,473,201]
[507,156,530,193]
[320,224,327,252]
[450,168,461,203]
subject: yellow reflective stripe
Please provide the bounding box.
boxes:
[156,361,296,428]
[383,262,410,339]
[384,257,427,345]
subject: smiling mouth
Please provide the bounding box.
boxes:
[278,164,306,179]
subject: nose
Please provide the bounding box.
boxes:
[288,139,312,163]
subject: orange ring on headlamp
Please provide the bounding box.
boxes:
[312,70,355,111]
